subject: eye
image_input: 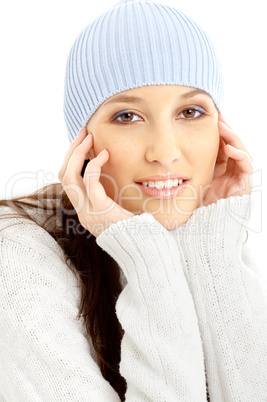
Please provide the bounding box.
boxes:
[177,107,206,121]
[113,111,142,124]
[112,107,206,124]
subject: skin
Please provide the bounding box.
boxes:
[59,85,253,237]
[86,85,220,228]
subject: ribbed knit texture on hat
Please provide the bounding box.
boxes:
[64,0,224,142]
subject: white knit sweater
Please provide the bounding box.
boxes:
[0,194,266,401]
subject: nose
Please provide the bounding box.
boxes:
[145,123,182,167]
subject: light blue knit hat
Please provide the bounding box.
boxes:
[64,0,224,142]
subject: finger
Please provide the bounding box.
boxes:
[218,121,253,162]
[58,126,87,180]
[83,149,110,209]
[218,113,233,130]
[216,136,228,164]
[225,144,254,173]
[213,137,228,178]
[61,134,93,213]
[63,133,93,182]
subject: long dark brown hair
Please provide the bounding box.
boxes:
[0,159,127,400]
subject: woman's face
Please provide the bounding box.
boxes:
[87,85,219,228]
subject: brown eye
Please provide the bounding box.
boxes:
[113,111,141,124]
[182,109,197,118]
[120,112,135,122]
[178,107,205,121]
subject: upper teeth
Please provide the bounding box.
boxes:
[142,179,184,189]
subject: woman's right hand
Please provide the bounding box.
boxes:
[58,127,133,237]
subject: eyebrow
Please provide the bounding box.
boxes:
[103,88,210,106]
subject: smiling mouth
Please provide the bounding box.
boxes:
[137,178,185,189]
[136,179,189,200]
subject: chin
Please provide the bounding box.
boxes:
[151,211,194,230]
[122,194,202,229]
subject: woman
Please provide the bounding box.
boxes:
[0,0,266,400]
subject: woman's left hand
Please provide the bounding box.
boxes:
[201,113,254,207]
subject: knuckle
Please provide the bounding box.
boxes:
[61,173,71,186]
[249,154,253,163]
[73,142,86,152]
[58,170,63,181]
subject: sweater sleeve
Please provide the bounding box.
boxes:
[0,220,120,401]
[96,213,207,401]
[173,195,267,402]
[0,211,207,401]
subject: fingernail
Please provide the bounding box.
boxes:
[227,144,236,150]
[97,149,107,157]
[84,133,92,140]
[219,121,233,130]
[77,126,86,136]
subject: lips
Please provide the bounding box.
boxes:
[136,174,190,183]
[135,175,190,200]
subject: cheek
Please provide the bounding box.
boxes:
[93,127,135,158]
[187,127,219,170]
[94,132,141,198]
[102,141,137,174]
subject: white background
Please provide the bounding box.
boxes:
[0,0,266,282]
